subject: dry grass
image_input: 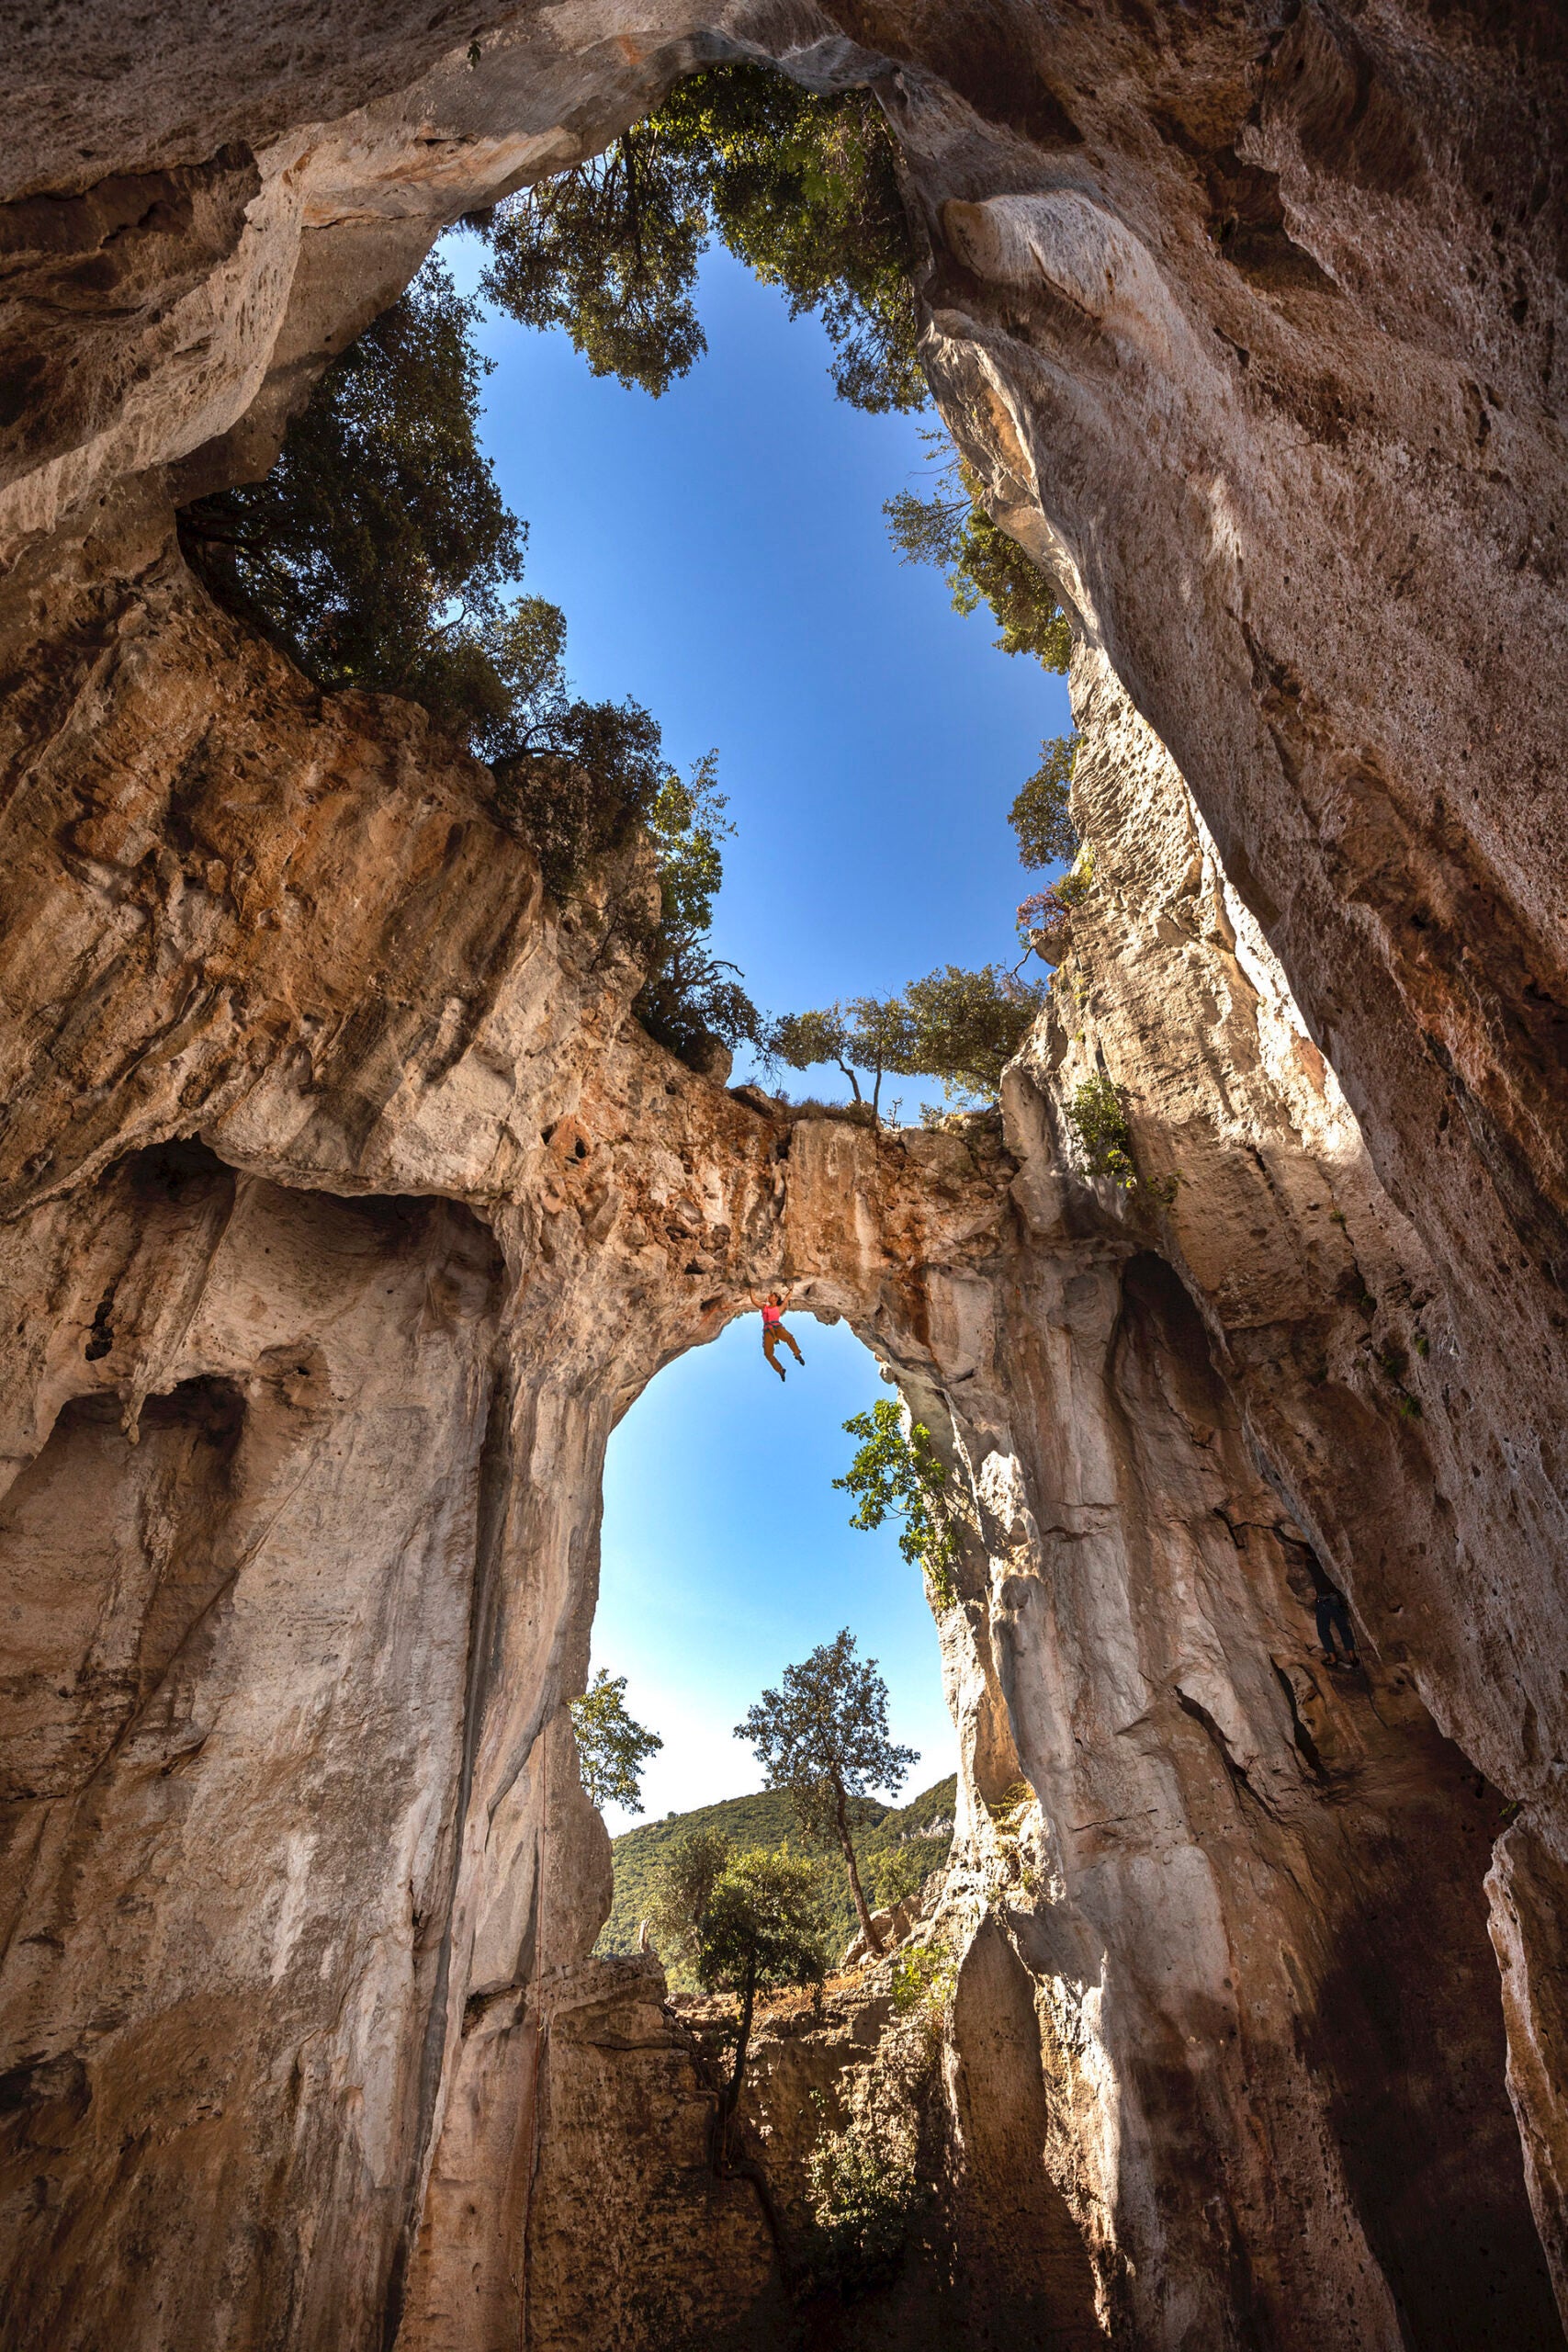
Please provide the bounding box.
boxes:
[729,1087,881,1128]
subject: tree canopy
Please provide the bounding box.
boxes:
[1010,731,1080,870]
[570,1669,663,1813]
[178,261,671,895]
[646,1831,826,2160]
[474,597,668,883]
[893,964,1045,1100]
[761,1000,904,1114]
[1064,1071,1137,1189]
[1017,855,1095,962]
[762,964,1044,1113]
[884,438,1073,673]
[632,752,761,1061]
[598,1777,955,1966]
[836,1399,957,1609]
[735,1630,916,1953]
[177,85,1061,1096]
[179,259,754,1072]
[695,1847,829,2004]
[645,1826,734,1966]
[179,255,526,735]
[480,63,925,414]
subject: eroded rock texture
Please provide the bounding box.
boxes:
[932,645,1565,2344]
[4,3,1567,2348]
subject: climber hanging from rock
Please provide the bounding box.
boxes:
[750,1287,805,1383]
[1313,1579,1360,1671]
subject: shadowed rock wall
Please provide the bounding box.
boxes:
[1,1148,506,2346]
[3,4,1567,2346]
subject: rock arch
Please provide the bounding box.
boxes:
[0,683,1555,2343]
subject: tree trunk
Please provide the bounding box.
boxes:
[836,1781,882,1953]
[713,1957,757,2173]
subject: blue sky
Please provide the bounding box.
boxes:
[446,233,1069,1817]
[597,1316,953,1828]
[446,234,1071,1105]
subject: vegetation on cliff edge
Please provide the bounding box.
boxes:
[599,1773,956,1978]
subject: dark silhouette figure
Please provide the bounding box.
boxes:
[1314,1583,1359,1669]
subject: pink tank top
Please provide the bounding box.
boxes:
[761,1302,782,1327]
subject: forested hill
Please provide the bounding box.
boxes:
[599,1774,957,1968]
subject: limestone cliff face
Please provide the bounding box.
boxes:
[0,551,1017,2344]
[4,6,1568,2349]
[9,0,1566,1850]
[918,641,1564,2346]
[0,549,1560,2346]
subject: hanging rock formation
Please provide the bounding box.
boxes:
[3,4,1567,2347]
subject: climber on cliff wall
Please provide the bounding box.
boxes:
[750,1288,805,1382]
[1314,1580,1359,1671]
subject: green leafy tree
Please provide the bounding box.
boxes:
[807,2106,921,2288]
[180,249,756,1072]
[179,255,525,733]
[481,119,709,398]
[836,1399,957,1610]
[487,654,755,1064]
[761,999,902,1115]
[1060,1070,1179,1204]
[736,1631,916,1956]
[648,1833,826,2159]
[763,1007,864,1102]
[1063,1071,1136,1187]
[633,752,761,1063]
[597,1776,956,1962]
[646,1826,735,1965]
[482,62,925,413]
[947,507,1074,669]
[570,1669,663,1812]
[844,992,919,1112]
[1010,732,1079,869]
[891,963,1044,1101]
[179,260,674,881]
[467,597,667,888]
[764,966,1042,1114]
[884,438,1072,673]
[1017,842,1096,959]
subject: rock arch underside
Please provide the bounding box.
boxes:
[4,4,1568,2346]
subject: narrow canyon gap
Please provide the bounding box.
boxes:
[2,6,1567,2350]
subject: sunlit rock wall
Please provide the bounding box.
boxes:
[890,635,1564,2346]
[4,2,1567,2346]
[0,538,1016,2345]
[8,0,1564,1867]
[0,559,1559,2347]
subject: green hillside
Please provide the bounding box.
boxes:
[599,1774,956,1975]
